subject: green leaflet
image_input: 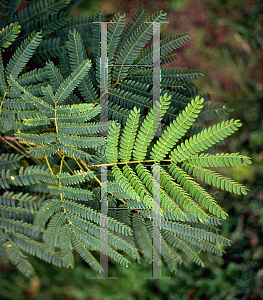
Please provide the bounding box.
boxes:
[107,122,121,164]
[0,230,36,278]
[57,121,114,135]
[107,13,126,65]
[71,232,103,273]
[13,0,72,26]
[60,224,74,268]
[0,153,23,170]
[41,84,56,104]
[170,119,242,163]
[57,133,107,148]
[119,106,140,162]
[44,212,66,253]
[55,103,94,115]
[113,11,167,82]
[0,22,21,49]
[168,164,227,219]
[9,75,54,117]
[114,8,147,62]
[132,214,153,263]
[162,230,204,268]
[0,0,20,27]
[136,163,186,221]
[111,165,142,203]
[57,170,95,185]
[182,162,248,195]
[132,33,191,68]
[127,67,204,85]
[15,132,57,145]
[67,213,138,259]
[48,186,93,201]
[68,28,86,69]
[123,164,161,215]
[23,116,50,126]
[159,233,179,273]
[133,93,171,161]
[196,102,233,123]
[26,12,71,37]
[0,166,50,188]
[150,96,204,162]
[54,59,91,105]
[55,107,100,123]
[0,52,7,94]
[27,143,61,158]
[6,31,43,80]
[8,231,63,267]
[160,166,210,221]
[108,87,151,115]
[184,153,252,167]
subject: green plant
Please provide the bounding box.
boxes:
[0,0,252,278]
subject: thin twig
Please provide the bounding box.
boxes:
[0,136,29,157]
[3,135,29,154]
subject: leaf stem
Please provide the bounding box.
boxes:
[0,136,28,157]
[45,156,54,175]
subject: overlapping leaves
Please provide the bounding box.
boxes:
[0,2,252,278]
[106,93,251,269]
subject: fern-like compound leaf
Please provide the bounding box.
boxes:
[107,122,121,164]
[132,33,191,69]
[184,153,252,167]
[107,13,126,65]
[133,93,171,161]
[15,132,57,145]
[114,8,147,62]
[68,29,86,71]
[44,212,66,253]
[6,31,42,80]
[60,224,74,268]
[0,0,20,27]
[71,232,103,273]
[0,230,36,278]
[54,59,91,105]
[170,119,242,163]
[119,106,140,162]
[26,12,70,37]
[57,170,95,185]
[113,11,166,82]
[12,0,71,26]
[169,164,228,219]
[182,163,249,195]
[0,22,21,49]
[0,5,253,277]
[150,96,204,162]
[48,186,93,201]
[9,75,54,117]
[0,153,23,170]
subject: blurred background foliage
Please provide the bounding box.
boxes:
[0,0,263,299]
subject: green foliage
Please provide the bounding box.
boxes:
[0,0,252,278]
[0,22,21,50]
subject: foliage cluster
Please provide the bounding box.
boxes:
[0,0,252,279]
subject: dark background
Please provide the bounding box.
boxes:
[0,0,262,299]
